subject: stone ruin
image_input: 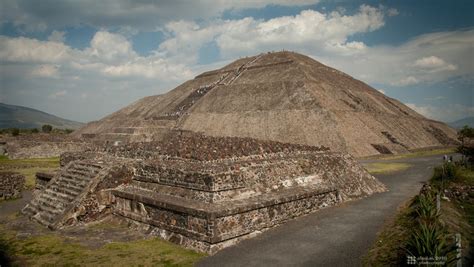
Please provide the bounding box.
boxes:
[0,172,25,200]
[23,131,386,253]
[1,134,89,159]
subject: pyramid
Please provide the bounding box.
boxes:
[74,51,458,157]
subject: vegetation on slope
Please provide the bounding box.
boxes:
[363,162,474,266]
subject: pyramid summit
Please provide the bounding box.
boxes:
[75,50,458,157]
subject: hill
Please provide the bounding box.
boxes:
[0,103,83,129]
[449,117,474,129]
[74,51,458,157]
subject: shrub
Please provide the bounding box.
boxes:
[42,124,53,133]
[11,128,19,136]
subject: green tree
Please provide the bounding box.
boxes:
[42,124,53,133]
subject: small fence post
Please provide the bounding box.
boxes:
[456,233,462,267]
[436,193,441,213]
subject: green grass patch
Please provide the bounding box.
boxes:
[379,147,456,161]
[363,162,411,174]
[0,156,59,189]
[0,226,205,266]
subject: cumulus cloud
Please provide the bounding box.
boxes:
[0,36,71,63]
[158,5,385,62]
[406,103,474,122]
[317,29,473,87]
[31,64,59,78]
[413,56,457,72]
[48,30,66,43]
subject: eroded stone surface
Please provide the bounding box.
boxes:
[0,172,25,200]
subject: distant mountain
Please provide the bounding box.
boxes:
[0,103,84,129]
[449,117,474,129]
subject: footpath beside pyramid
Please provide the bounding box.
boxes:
[74,51,458,157]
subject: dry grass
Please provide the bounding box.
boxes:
[363,162,411,174]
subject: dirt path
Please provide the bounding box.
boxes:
[197,155,448,267]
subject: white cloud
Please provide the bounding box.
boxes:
[87,31,136,63]
[391,76,419,86]
[49,90,67,99]
[413,56,457,72]
[316,29,473,87]
[387,8,399,17]
[0,36,71,63]
[158,5,385,62]
[406,103,474,122]
[31,64,59,78]
[48,30,66,43]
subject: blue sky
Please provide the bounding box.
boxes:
[0,0,472,123]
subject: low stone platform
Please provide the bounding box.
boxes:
[24,131,386,253]
[113,185,338,253]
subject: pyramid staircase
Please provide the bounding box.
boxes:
[22,160,107,229]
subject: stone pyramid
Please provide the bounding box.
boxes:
[75,51,457,157]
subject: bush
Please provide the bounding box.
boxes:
[31,128,39,133]
[42,124,53,133]
[11,128,19,136]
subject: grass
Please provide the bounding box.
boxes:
[363,162,411,174]
[379,147,456,161]
[364,164,474,266]
[0,156,59,189]
[363,200,415,266]
[0,225,205,266]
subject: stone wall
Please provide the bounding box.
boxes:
[113,187,338,253]
[99,131,329,161]
[6,141,90,159]
[0,172,25,200]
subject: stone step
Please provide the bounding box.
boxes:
[23,204,38,216]
[68,168,96,177]
[39,193,70,208]
[43,189,76,203]
[35,201,62,216]
[62,173,92,183]
[45,186,81,199]
[74,162,103,171]
[33,212,55,225]
[51,181,85,194]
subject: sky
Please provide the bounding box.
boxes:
[0,0,473,123]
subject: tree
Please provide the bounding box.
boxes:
[42,124,53,133]
[457,126,474,166]
[31,128,39,133]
